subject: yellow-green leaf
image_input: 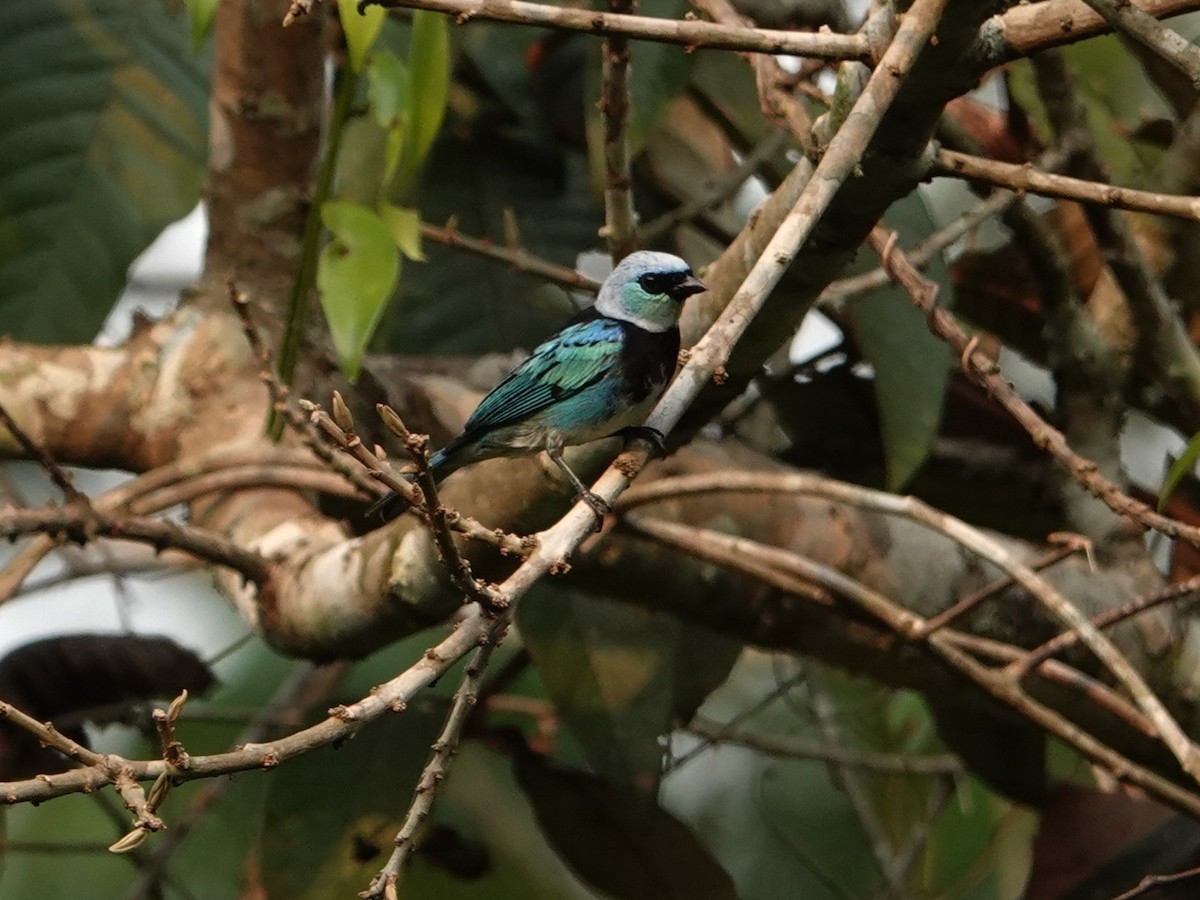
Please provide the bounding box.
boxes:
[336,0,384,73]
[185,0,220,52]
[393,10,449,195]
[318,201,400,380]
[379,204,424,260]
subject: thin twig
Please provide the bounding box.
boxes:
[667,668,809,773]
[867,225,1200,548]
[0,401,88,504]
[1021,572,1200,673]
[686,718,963,775]
[932,147,1200,221]
[1111,864,1200,900]
[804,671,905,893]
[360,630,501,898]
[600,0,638,261]
[622,496,1200,815]
[911,534,1091,638]
[822,188,1018,305]
[375,402,510,611]
[997,0,1200,59]
[621,468,1200,782]
[124,663,349,899]
[306,401,533,558]
[419,220,601,293]
[0,504,274,589]
[867,227,1200,781]
[0,613,488,806]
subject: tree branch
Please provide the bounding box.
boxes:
[357,0,874,60]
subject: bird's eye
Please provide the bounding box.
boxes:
[638,272,682,295]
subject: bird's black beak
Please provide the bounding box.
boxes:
[670,274,707,301]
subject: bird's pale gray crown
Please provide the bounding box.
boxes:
[593,250,706,332]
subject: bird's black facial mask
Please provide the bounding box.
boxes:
[637,270,707,301]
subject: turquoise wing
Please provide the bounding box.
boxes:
[463,316,625,434]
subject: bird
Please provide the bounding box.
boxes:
[369,250,706,522]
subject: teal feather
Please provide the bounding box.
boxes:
[462,318,625,434]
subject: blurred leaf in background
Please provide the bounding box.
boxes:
[0,0,208,344]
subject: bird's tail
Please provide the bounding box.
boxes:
[365,438,472,522]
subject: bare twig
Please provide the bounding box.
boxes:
[619,492,1200,816]
[1032,49,1200,419]
[621,467,1200,781]
[867,224,1200,547]
[686,718,963,775]
[912,534,1091,638]
[375,403,511,611]
[0,401,88,505]
[600,0,638,261]
[0,613,488,806]
[306,401,532,558]
[932,147,1200,221]
[419,220,601,293]
[360,630,501,898]
[1111,864,1200,900]
[125,663,349,899]
[804,671,906,893]
[1021,572,1200,672]
[357,0,874,61]
[822,188,1018,305]
[866,227,1200,780]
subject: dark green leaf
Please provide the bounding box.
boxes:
[259,706,446,899]
[515,751,737,900]
[519,589,739,791]
[1008,36,1167,188]
[318,201,401,380]
[376,136,602,356]
[847,193,953,489]
[0,0,208,343]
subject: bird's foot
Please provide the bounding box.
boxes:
[577,490,610,532]
[613,426,667,456]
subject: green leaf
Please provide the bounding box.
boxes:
[847,193,953,489]
[318,201,401,380]
[0,0,208,344]
[337,0,385,73]
[393,10,450,195]
[367,49,409,129]
[185,0,220,52]
[375,131,602,356]
[519,588,739,791]
[515,752,738,900]
[380,204,425,260]
[260,706,446,900]
[1159,431,1200,510]
[1008,36,1167,188]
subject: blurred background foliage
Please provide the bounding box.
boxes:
[5,0,1200,898]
